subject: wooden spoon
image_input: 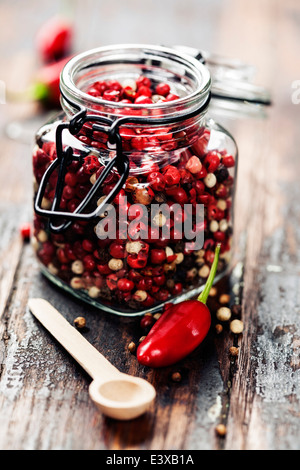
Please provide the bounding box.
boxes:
[28,298,156,420]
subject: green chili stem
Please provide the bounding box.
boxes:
[6,83,49,103]
[197,244,221,305]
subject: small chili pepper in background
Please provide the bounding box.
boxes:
[6,55,72,109]
[35,16,73,64]
[33,55,73,107]
[137,244,221,368]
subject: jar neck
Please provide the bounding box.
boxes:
[60,44,211,123]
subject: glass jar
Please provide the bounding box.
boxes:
[32,44,237,316]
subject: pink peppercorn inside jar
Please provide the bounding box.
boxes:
[32,44,238,316]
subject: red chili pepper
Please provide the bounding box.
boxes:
[34,55,73,107]
[6,56,73,109]
[137,244,221,368]
[36,16,73,63]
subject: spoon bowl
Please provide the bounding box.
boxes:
[89,374,156,420]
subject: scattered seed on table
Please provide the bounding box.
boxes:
[209,286,218,297]
[215,424,227,437]
[128,341,136,353]
[229,346,239,357]
[230,319,244,334]
[216,306,231,322]
[74,316,86,329]
[171,371,182,382]
[219,293,230,304]
[215,324,223,334]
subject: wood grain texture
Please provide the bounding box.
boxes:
[0,0,299,450]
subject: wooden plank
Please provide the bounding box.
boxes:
[214,0,300,450]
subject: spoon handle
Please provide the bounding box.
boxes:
[28,298,119,380]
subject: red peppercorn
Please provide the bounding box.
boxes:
[20,223,31,241]
[140,315,154,330]
[83,255,96,272]
[106,274,118,290]
[57,247,69,264]
[64,244,76,261]
[127,252,148,269]
[213,231,226,242]
[155,82,171,97]
[75,184,89,200]
[82,239,94,252]
[178,169,193,185]
[93,80,108,95]
[207,204,219,220]
[150,249,166,265]
[155,289,170,302]
[171,283,183,296]
[205,250,216,264]
[204,151,221,173]
[117,278,135,292]
[194,180,205,195]
[122,87,137,101]
[136,278,153,291]
[109,242,126,259]
[141,294,155,308]
[103,89,121,102]
[87,87,101,98]
[136,76,151,89]
[62,185,75,200]
[166,187,188,205]
[65,172,78,187]
[106,79,122,91]
[97,263,113,275]
[38,242,55,265]
[196,166,208,179]
[134,95,153,105]
[215,184,228,198]
[147,172,166,191]
[82,155,101,175]
[136,85,152,97]
[163,166,181,185]
[153,274,166,286]
[113,188,126,206]
[165,93,180,101]
[222,155,235,168]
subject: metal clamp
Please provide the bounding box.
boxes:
[34,109,130,234]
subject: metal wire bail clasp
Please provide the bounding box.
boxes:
[34,109,130,234]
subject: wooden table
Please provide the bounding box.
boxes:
[0,0,299,451]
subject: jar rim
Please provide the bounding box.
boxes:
[60,44,211,118]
